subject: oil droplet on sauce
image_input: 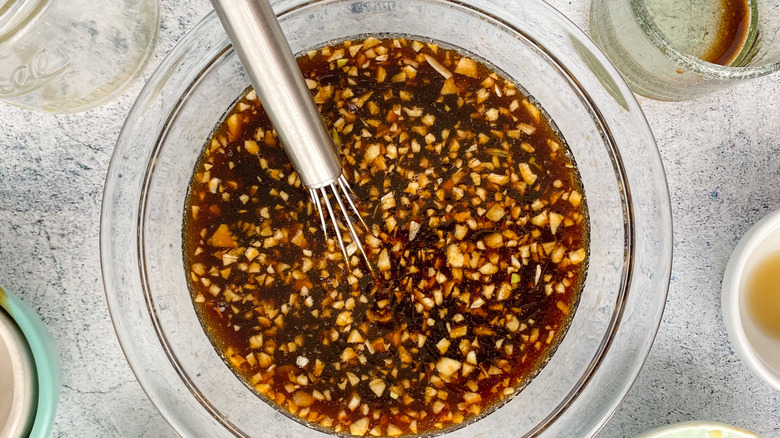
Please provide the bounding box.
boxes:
[745,251,780,340]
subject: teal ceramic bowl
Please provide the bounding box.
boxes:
[0,286,60,438]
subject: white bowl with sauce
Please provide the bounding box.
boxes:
[722,208,780,390]
[635,421,760,438]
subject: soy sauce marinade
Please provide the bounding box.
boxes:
[183,37,589,436]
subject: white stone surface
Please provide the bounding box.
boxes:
[0,0,777,436]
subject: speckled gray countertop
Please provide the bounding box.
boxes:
[0,0,777,437]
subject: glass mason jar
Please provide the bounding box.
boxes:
[0,0,159,112]
[590,0,780,101]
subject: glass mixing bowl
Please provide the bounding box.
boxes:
[100,0,672,436]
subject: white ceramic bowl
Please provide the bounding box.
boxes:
[635,421,759,438]
[722,208,780,390]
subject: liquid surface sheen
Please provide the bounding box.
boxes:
[183,37,589,436]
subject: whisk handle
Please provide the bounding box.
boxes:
[210,0,343,189]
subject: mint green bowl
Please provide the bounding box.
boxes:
[0,286,60,438]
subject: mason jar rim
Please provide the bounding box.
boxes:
[0,0,55,45]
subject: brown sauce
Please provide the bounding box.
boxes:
[705,0,751,65]
[183,37,589,436]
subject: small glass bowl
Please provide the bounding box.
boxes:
[589,0,780,101]
[101,0,672,436]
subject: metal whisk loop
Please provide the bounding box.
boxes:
[337,175,368,229]
[319,185,349,263]
[333,178,372,268]
[311,188,329,238]
[309,179,373,273]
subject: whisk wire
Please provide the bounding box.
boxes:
[319,186,350,263]
[333,182,373,273]
[311,188,329,238]
[337,175,367,229]
[310,180,373,272]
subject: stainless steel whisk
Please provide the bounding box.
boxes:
[211,0,371,267]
